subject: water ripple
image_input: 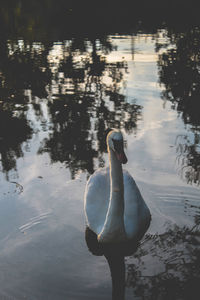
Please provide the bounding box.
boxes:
[19,211,52,233]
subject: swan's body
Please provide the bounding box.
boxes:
[84,130,151,249]
[85,167,150,242]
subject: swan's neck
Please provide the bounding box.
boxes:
[98,148,126,243]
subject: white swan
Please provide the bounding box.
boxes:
[84,129,151,248]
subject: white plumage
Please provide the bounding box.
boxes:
[84,130,151,246]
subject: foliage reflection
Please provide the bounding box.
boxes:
[0,37,141,179]
[157,27,200,185]
[126,222,200,299]
[39,38,141,178]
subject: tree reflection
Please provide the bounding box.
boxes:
[0,109,32,179]
[38,38,141,178]
[176,134,200,185]
[157,27,200,185]
[126,223,200,299]
[0,38,53,179]
[0,36,141,179]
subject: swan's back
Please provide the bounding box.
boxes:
[84,167,110,235]
[84,168,151,241]
[123,170,151,240]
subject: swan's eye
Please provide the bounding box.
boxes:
[112,139,124,153]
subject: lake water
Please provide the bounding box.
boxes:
[0,31,200,299]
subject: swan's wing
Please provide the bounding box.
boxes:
[84,168,110,235]
[123,170,151,240]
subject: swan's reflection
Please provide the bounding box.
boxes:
[85,222,200,300]
[85,226,139,300]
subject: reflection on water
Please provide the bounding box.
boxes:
[0,23,200,299]
[0,37,141,179]
[126,224,200,300]
[0,109,32,177]
[85,226,127,300]
[158,27,200,127]
[158,27,200,185]
[176,134,200,185]
[39,38,140,177]
[1,31,200,184]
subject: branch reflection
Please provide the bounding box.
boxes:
[157,27,200,185]
[126,223,200,299]
[0,36,141,179]
[32,38,142,178]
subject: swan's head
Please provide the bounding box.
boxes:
[107,130,127,164]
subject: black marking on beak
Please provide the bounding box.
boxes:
[112,139,128,164]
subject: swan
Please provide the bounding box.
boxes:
[84,129,151,254]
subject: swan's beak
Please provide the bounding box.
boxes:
[116,151,128,164]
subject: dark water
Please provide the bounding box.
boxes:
[0,4,200,299]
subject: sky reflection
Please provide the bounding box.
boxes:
[0,30,199,299]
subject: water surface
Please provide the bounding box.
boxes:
[0,30,200,299]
